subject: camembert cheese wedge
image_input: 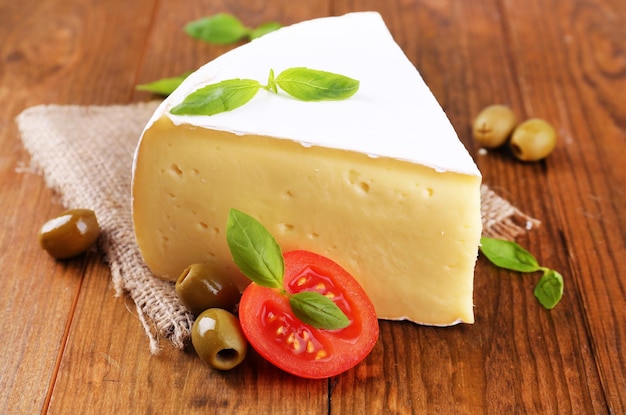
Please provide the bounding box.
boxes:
[132,12,482,325]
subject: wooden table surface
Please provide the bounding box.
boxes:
[2,0,625,414]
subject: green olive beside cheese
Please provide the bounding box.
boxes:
[510,118,557,161]
[38,209,100,259]
[472,105,517,148]
[191,308,248,370]
[175,263,241,315]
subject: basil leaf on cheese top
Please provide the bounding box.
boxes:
[171,68,360,116]
[171,79,262,116]
[275,67,360,101]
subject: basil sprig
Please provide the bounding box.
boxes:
[170,68,359,116]
[185,13,281,45]
[136,14,280,96]
[226,209,350,330]
[480,237,564,309]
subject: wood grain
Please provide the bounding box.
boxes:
[1,0,624,414]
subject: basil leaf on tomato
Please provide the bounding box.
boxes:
[289,291,350,330]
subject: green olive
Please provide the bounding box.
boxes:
[472,105,518,148]
[192,308,247,370]
[175,263,241,315]
[510,118,557,161]
[38,209,100,259]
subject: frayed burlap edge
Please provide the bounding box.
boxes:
[480,185,541,240]
[16,102,539,354]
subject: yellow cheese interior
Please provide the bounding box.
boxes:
[132,116,482,325]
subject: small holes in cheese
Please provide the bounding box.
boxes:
[280,223,295,232]
[170,164,183,177]
[414,183,434,199]
[347,169,371,194]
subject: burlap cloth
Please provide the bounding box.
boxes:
[16,102,540,354]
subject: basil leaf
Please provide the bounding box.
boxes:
[184,13,250,45]
[249,21,281,40]
[136,72,191,96]
[226,209,284,289]
[275,67,360,101]
[479,237,541,273]
[534,269,564,309]
[170,79,261,116]
[289,292,350,330]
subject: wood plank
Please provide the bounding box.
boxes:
[460,1,612,413]
[0,0,157,413]
[0,175,82,415]
[452,0,614,412]
[0,2,86,414]
[499,0,626,412]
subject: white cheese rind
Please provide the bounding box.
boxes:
[132,12,482,326]
[142,11,480,177]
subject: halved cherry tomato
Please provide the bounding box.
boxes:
[238,250,379,379]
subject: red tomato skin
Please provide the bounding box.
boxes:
[238,250,379,379]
